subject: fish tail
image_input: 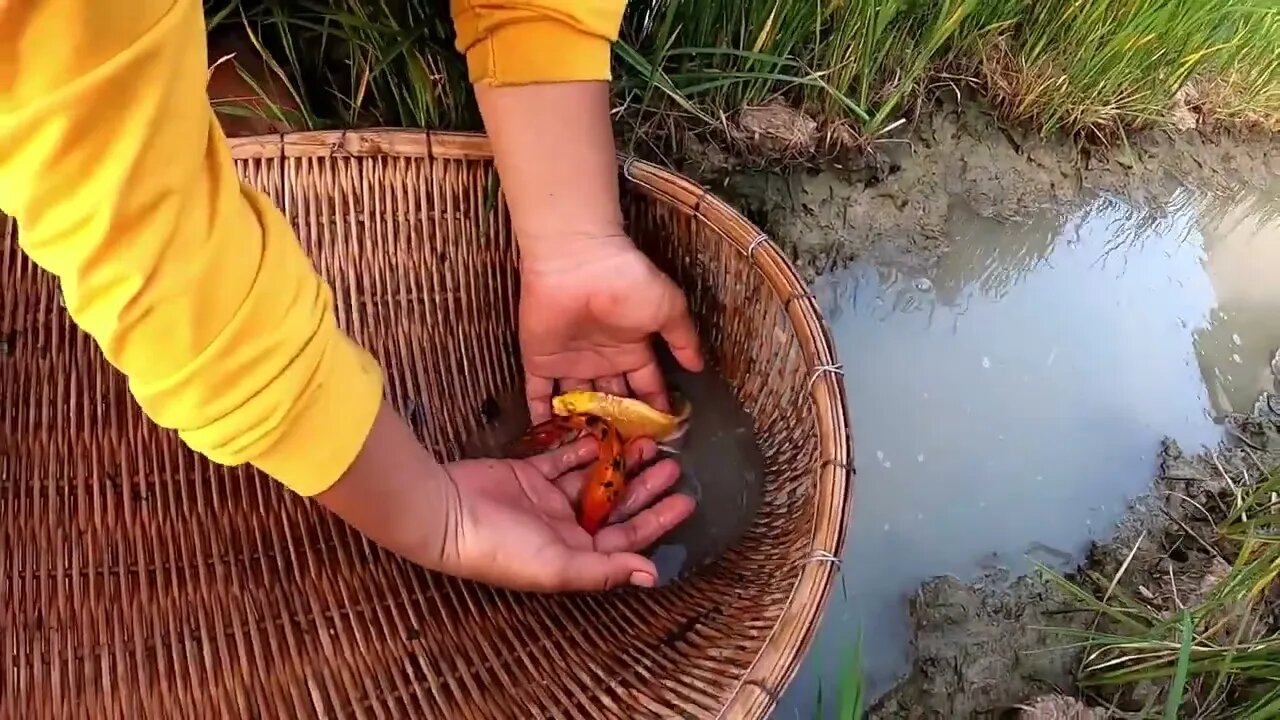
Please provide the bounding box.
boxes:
[508,414,591,458]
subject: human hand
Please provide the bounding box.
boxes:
[437,433,695,592]
[518,235,705,422]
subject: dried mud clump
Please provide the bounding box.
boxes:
[735,104,820,156]
[1016,694,1108,720]
[868,570,1093,719]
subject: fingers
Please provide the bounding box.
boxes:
[525,435,598,479]
[593,374,629,396]
[659,286,705,373]
[594,493,696,554]
[546,548,659,591]
[559,378,592,392]
[624,438,659,471]
[525,372,555,424]
[608,457,682,524]
[626,362,671,413]
[554,437,657,499]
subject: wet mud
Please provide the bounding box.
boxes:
[695,100,1280,279]
[868,397,1280,718]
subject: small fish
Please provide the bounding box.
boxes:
[505,413,589,459]
[551,390,692,443]
[508,412,630,535]
[576,418,627,535]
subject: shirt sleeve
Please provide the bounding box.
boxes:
[0,0,384,496]
[449,0,628,85]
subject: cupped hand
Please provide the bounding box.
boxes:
[437,433,695,593]
[519,236,705,422]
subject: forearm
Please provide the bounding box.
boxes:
[315,400,458,570]
[475,82,628,266]
[0,0,382,494]
[448,0,631,266]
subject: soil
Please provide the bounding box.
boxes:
[668,98,1280,279]
[866,396,1280,719]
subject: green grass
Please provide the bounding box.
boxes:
[1038,463,1280,718]
[208,0,475,130]
[206,0,1280,151]
[967,0,1280,136]
[816,630,867,720]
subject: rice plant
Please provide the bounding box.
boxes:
[972,0,1274,136]
[615,0,988,136]
[1039,463,1280,718]
[815,631,867,720]
[806,0,984,133]
[1194,2,1280,129]
[617,0,1280,138]
[204,0,1280,144]
[209,0,476,130]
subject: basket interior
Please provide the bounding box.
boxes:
[0,134,849,719]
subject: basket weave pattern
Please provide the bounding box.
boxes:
[0,131,851,719]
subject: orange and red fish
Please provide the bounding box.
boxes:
[508,412,627,534]
[509,391,691,535]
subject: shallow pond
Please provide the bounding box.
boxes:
[773,181,1280,716]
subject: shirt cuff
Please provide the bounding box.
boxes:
[244,334,384,496]
[465,19,614,86]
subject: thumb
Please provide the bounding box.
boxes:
[659,284,704,373]
[549,549,658,592]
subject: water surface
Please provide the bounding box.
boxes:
[775,182,1280,716]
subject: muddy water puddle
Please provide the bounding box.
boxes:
[775,182,1280,716]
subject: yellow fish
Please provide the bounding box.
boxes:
[551,390,691,443]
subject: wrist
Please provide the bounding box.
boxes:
[517,231,636,275]
[474,80,630,270]
[314,400,460,573]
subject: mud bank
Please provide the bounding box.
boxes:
[868,395,1280,719]
[685,100,1280,278]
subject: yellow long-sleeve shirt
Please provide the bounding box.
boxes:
[0,0,625,495]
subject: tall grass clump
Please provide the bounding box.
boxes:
[805,0,981,133]
[208,0,476,130]
[1192,3,1280,129]
[615,0,985,137]
[617,0,1280,140]
[205,0,1280,148]
[1041,461,1280,718]
[972,0,1280,136]
[617,0,828,113]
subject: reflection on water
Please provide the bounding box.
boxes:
[1191,188,1280,416]
[776,182,1280,716]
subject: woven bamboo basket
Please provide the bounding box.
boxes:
[0,130,852,719]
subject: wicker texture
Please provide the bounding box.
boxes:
[0,131,852,719]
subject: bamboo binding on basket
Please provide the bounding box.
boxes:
[0,130,853,719]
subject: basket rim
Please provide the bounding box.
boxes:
[226,128,854,719]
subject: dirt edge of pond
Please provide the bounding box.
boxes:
[676,99,1280,280]
[867,394,1280,719]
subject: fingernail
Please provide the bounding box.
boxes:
[629,571,656,588]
